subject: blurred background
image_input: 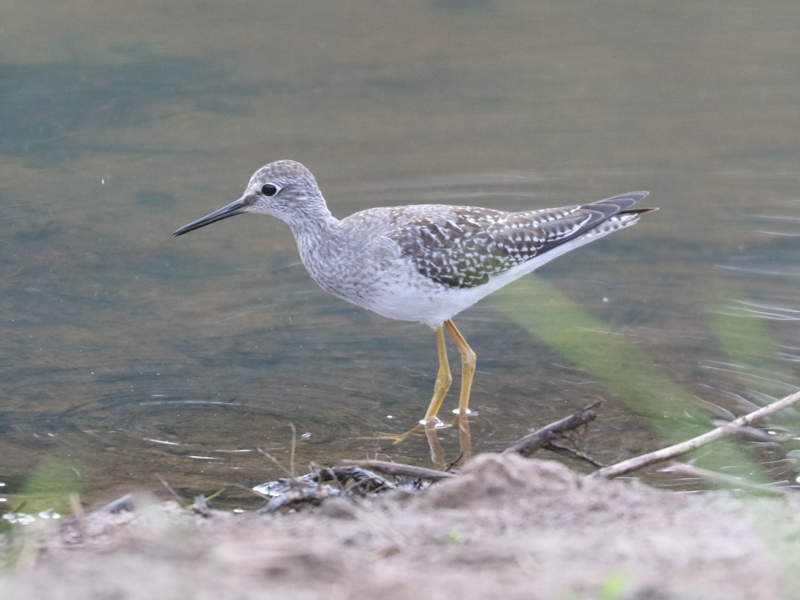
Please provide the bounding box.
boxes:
[1,1,798,510]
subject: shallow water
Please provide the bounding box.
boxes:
[1,1,799,509]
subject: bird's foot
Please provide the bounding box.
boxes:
[419,416,449,429]
[451,407,478,417]
[362,418,451,445]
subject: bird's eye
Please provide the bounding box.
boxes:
[261,183,278,196]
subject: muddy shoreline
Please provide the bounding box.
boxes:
[3,453,798,600]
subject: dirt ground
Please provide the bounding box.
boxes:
[2,453,799,600]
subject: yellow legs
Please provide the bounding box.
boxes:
[421,326,453,424]
[443,319,477,421]
[383,319,477,445]
[421,319,477,425]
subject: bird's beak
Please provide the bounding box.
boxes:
[173,196,248,236]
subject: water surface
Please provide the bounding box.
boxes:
[2,1,799,508]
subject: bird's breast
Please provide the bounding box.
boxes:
[296,233,391,306]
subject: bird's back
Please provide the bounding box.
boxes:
[342,192,651,289]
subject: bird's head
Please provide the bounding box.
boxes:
[173,159,328,236]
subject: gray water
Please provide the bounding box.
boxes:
[2,1,799,509]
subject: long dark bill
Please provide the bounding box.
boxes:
[173,198,248,236]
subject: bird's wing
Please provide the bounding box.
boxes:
[388,192,650,288]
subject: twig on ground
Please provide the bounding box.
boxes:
[591,389,800,479]
[96,493,135,514]
[544,441,606,468]
[257,448,295,479]
[446,452,464,472]
[712,420,788,444]
[155,474,185,504]
[228,482,271,500]
[664,462,792,497]
[311,463,346,492]
[340,459,455,481]
[502,402,600,457]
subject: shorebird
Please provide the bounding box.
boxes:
[174,160,653,433]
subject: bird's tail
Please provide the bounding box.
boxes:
[573,192,656,239]
[587,191,657,228]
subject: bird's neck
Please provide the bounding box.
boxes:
[285,200,343,266]
[285,205,338,240]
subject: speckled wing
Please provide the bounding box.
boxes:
[389,192,650,289]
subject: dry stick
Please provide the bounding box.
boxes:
[228,482,271,500]
[257,448,294,479]
[591,389,800,479]
[96,493,135,514]
[155,473,185,504]
[712,420,788,444]
[544,441,605,468]
[340,459,455,481]
[502,401,600,457]
[665,462,791,497]
[310,462,346,492]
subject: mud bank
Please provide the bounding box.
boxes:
[2,454,798,600]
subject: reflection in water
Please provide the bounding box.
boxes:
[1,1,799,507]
[423,413,472,471]
[458,415,472,464]
[425,423,446,469]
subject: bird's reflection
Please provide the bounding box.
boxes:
[364,412,472,470]
[422,412,471,470]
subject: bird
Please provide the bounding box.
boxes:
[174,159,654,435]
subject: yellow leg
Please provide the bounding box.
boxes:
[444,319,477,426]
[366,326,453,444]
[421,326,453,424]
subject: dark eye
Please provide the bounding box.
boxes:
[261,183,278,196]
